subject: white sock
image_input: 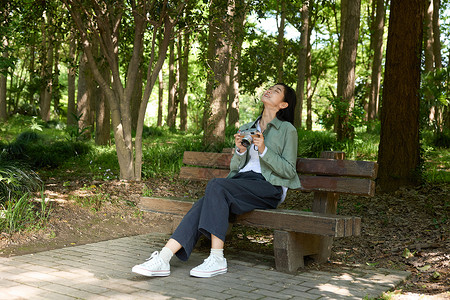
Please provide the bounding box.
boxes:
[159,247,174,264]
[210,248,224,260]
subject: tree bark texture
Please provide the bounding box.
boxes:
[168,39,178,129]
[377,0,425,192]
[336,0,361,141]
[204,0,232,148]
[227,0,246,129]
[179,29,190,132]
[276,0,286,83]
[0,38,7,122]
[157,69,163,127]
[40,13,53,122]
[294,1,309,129]
[367,0,385,130]
[67,32,77,127]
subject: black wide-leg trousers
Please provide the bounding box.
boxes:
[171,171,282,261]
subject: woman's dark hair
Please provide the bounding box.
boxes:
[275,83,297,125]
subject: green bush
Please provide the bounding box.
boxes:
[142,134,204,178]
[1,131,92,169]
[297,130,339,158]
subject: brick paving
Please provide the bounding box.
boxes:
[0,233,410,299]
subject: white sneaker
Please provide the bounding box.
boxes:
[190,255,227,278]
[132,251,170,277]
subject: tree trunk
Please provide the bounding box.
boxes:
[77,52,93,139]
[377,0,425,192]
[227,0,246,129]
[67,32,77,127]
[40,13,53,122]
[424,0,434,73]
[335,0,361,141]
[53,35,61,115]
[367,0,385,132]
[432,0,442,69]
[306,14,313,131]
[276,0,286,82]
[131,66,143,132]
[179,29,190,132]
[0,38,7,122]
[157,69,163,127]
[294,1,309,129]
[95,60,111,145]
[204,0,232,148]
[167,40,177,129]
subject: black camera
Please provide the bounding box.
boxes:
[238,129,259,147]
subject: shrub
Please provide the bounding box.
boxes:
[1,131,91,169]
[297,130,339,158]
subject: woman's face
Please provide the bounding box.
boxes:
[261,84,288,110]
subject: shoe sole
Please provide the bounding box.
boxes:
[190,267,227,278]
[132,266,170,277]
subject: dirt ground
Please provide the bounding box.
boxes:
[1,176,449,299]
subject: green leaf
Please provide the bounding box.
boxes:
[417,265,432,272]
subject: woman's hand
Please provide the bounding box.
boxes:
[253,132,265,154]
[233,133,248,153]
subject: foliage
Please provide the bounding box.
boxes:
[0,131,92,169]
[0,192,52,233]
[0,160,42,205]
[317,94,367,132]
[141,132,205,178]
[420,67,450,133]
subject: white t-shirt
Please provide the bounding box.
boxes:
[237,121,288,204]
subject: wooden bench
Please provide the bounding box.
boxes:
[140,150,378,273]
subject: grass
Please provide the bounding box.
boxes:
[0,192,52,233]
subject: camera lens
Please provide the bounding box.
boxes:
[241,135,252,147]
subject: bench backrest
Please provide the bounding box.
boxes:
[180,151,378,197]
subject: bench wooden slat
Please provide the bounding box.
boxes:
[297,158,378,179]
[183,151,231,169]
[180,167,375,196]
[183,151,378,179]
[236,209,360,238]
[138,197,361,238]
[299,175,376,196]
[179,166,229,181]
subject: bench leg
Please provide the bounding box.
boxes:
[273,230,321,273]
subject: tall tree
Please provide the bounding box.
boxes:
[167,39,178,129]
[63,0,186,180]
[377,0,425,192]
[0,38,8,122]
[367,0,385,131]
[67,31,77,127]
[227,0,246,129]
[293,0,309,129]
[204,0,232,147]
[276,0,286,82]
[335,0,361,141]
[179,28,190,131]
[39,10,54,122]
[157,69,163,127]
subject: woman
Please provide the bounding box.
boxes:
[132,83,301,278]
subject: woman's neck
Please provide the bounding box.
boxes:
[260,108,277,131]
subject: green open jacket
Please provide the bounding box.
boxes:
[227,117,301,190]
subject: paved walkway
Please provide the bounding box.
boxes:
[0,233,410,300]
